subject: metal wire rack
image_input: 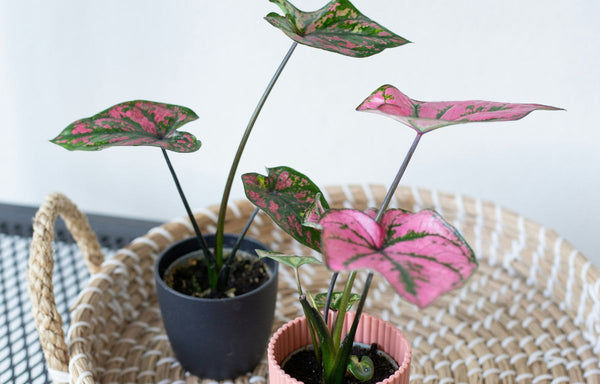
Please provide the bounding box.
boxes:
[0,203,159,384]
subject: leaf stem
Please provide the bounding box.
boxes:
[352,132,423,338]
[295,267,304,295]
[214,42,298,266]
[323,272,338,324]
[216,207,260,290]
[374,132,422,222]
[352,273,372,328]
[321,133,423,342]
[338,273,373,366]
[161,149,217,287]
[230,207,260,259]
[332,271,356,351]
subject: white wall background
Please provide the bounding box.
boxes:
[1,1,598,266]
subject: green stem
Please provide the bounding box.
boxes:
[332,271,356,351]
[300,295,323,365]
[229,207,259,259]
[295,267,303,295]
[214,42,298,265]
[297,270,321,364]
[347,273,373,340]
[374,132,422,222]
[216,207,260,291]
[161,149,217,288]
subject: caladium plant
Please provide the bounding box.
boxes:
[52,100,218,286]
[266,0,410,57]
[356,84,563,133]
[51,0,407,298]
[244,88,560,384]
[51,100,201,152]
[242,166,329,251]
[319,208,476,308]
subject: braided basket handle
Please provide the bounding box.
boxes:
[28,193,104,382]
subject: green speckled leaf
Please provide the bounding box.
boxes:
[266,0,409,58]
[256,250,321,269]
[314,291,360,311]
[242,166,329,251]
[51,100,200,153]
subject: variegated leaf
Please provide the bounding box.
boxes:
[320,209,477,308]
[51,100,200,152]
[256,250,321,269]
[266,0,409,58]
[348,355,374,382]
[314,291,360,311]
[357,85,563,133]
[242,166,329,251]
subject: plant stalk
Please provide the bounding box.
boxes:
[214,42,298,266]
[323,272,338,324]
[340,272,373,354]
[161,149,217,287]
[216,207,260,290]
[295,267,304,295]
[354,132,424,329]
[332,271,356,351]
[230,207,260,260]
[320,132,423,318]
[374,132,422,222]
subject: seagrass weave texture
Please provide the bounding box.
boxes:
[28,186,600,384]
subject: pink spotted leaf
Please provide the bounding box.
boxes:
[266,0,410,58]
[357,85,563,133]
[51,100,200,153]
[320,209,477,308]
[242,166,329,251]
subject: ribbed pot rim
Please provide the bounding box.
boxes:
[267,313,412,384]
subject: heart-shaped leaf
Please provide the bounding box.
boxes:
[314,291,360,311]
[348,355,374,382]
[320,209,477,308]
[357,84,563,133]
[242,166,329,251]
[265,0,410,58]
[51,100,200,152]
[256,250,321,269]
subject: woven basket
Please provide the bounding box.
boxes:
[28,186,600,384]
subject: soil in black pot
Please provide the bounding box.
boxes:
[164,251,269,299]
[282,343,398,384]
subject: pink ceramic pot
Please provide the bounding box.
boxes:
[268,312,411,384]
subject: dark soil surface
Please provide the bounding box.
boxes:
[165,252,269,299]
[282,343,398,384]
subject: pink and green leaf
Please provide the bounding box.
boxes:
[320,209,477,308]
[51,100,200,153]
[256,250,321,269]
[242,166,329,251]
[265,0,410,58]
[357,84,563,133]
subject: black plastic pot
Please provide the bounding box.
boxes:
[155,234,278,380]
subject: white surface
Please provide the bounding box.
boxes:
[0,1,598,266]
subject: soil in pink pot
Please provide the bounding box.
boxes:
[268,313,411,384]
[282,343,397,384]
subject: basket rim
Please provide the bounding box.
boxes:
[58,184,600,383]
